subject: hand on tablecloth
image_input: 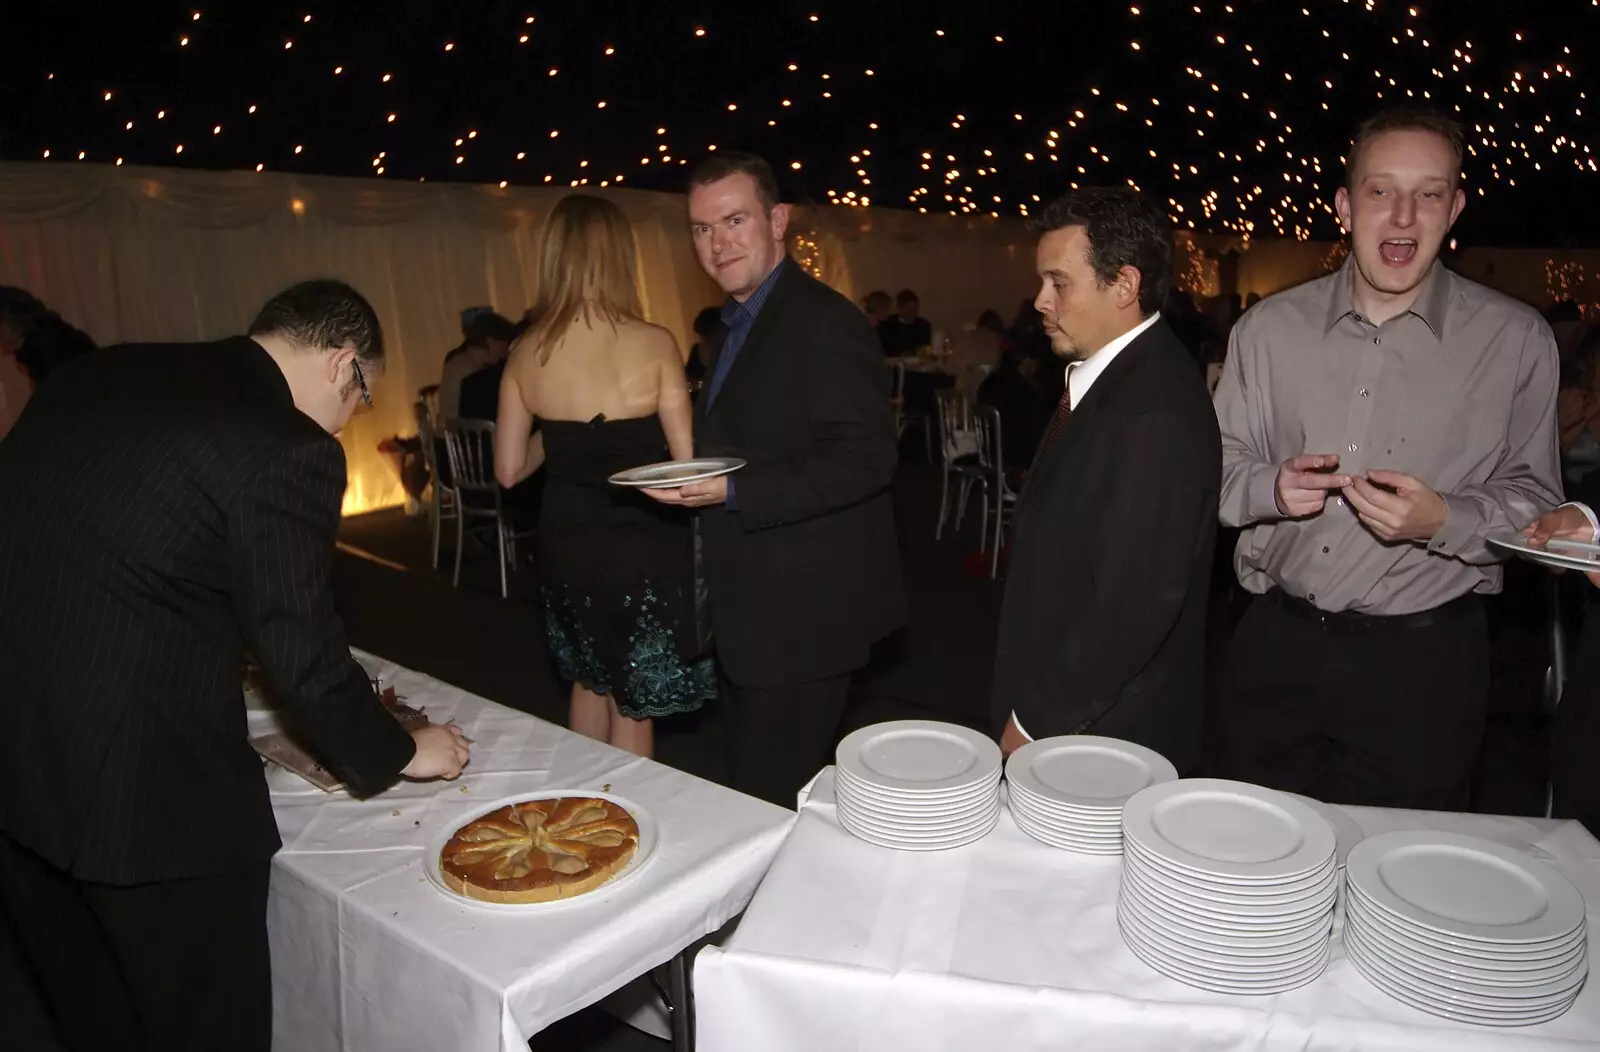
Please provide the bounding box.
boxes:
[402,723,471,780]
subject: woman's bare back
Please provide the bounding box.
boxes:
[507,312,693,462]
[514,315,679,421]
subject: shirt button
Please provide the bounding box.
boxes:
[1373,337,1382,346]
[1359,388,1370,397]
[1308,593,1317,602]
[1348,443,1358,452]
[1322,546,1331,554]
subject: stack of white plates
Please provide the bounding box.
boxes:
[1005,736,1178,854]
[1344,831,1589,1026]
[1118,779,1339,994]
[834,720,1002,851]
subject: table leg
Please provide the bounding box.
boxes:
[667,949,695,1052]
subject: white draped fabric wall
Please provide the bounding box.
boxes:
[0,162,1036,512]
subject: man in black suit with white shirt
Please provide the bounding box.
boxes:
[993,188,1221,772]
[0,281,470,1052]
[645,153,905,806]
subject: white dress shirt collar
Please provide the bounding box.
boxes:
[1066,311,1161,410]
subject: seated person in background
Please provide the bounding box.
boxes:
[684,306,722,390]
[459,316,540,526]
[439,311,518,421]
[458,315,531,425]
[947,308,1007,401]
[877,288,933,356]
[861,289,893,330]
[976,343,1046,470]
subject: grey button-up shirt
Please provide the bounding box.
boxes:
[1214,259,1562,615]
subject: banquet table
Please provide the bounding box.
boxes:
[254,651,793,1052]
[694,767,1600,1051]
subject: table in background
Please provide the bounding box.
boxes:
[256,651,793,1052]
[695,767,1600,1052]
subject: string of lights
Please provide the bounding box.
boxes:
[7,0,1596,246]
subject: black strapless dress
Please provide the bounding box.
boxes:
[537,416,714,718]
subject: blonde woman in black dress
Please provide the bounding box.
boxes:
[494,195,712,757]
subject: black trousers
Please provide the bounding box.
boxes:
[722,672,853,807]
[0,833,272,1052]
[1208,591,1489,810]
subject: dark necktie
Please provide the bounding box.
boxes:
[1040,386,1073,453]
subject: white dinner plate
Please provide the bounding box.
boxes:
[837,770,1000,809]
[1487,531,1600,574]
[1122,865,1337,927]
[1006,783,1126,823]
[1345,925,1586,1010]
[1122,890,1336,952]
[836,778,998,816]
[1005,736,1179,809]
[1122,779,1337,882]
[837,797,1000,838]
[1346,882,1586,960]
[1132,831,1344,895]
[1124,835,1337,896]
[1346,831,1587,945]
[837,720,1003,794]
[1119,901,1334,960]
[1014,820,1126,853]
[1345,919,1587,1001]
[1119,875,1334,940]
[1008,794,1124,833]
[607,457,747,488]
[1119,914,1328,979]
[1123,925,1331,994]
[1125,862,1338,919]
[1347,896,1588,978]
[1120,908,1330,973]
[422,791,658,913]
[840,809,999,852]
[1284,793,1365,868]
[1345,884,1586,960]
[1345,936,1582,1026]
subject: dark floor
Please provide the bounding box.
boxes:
[331,459,1563,1049]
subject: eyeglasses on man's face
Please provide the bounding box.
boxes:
[352,358,373,409]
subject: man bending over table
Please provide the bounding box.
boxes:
[0,281,470,1052]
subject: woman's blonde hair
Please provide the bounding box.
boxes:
[521,194,644,365]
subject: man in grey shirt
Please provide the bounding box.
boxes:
[1211,107,1561,810]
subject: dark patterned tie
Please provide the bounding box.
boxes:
[1040,386,1073,453]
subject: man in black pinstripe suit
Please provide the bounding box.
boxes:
[0,281,470,1052]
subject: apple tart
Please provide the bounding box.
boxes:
[440,797,639,904]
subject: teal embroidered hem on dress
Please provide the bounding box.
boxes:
[542,581,715,719]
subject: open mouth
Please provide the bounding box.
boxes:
[1379,239,1417,266]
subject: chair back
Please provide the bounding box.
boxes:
[972,401,998,470]
[937,390,978,465]
[973,404,1008,488]
[418,384,442,431]
[888,361,907,407]
[442,419,499,495]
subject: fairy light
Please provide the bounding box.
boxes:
[23,6,1597,235]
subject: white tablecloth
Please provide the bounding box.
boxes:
[695,767,1600,1051]
[256,652,793,1052]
